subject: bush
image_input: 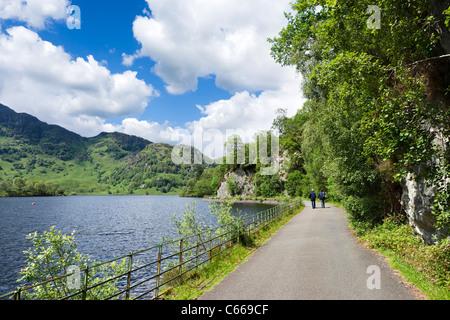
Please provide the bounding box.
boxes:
[18,227,128,300]
[226,176,239,196]
[285,171,303,197]
[345,195,384,227]
[254,172,284,198]
[170,201,244,245]
[165,201,247,270]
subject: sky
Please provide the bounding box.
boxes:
[0,0,305,158]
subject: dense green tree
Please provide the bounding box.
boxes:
[0,178,65,197]
[270,0,450,228]
[254,172,284,198]
[285,171,304,197]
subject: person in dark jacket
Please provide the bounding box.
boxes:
[318,190,326,208]
[309,189,316,209]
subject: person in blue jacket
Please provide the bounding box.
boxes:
[309,189,316,209]
[318,190,326,208]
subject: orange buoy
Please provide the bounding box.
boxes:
[32,202,36,206]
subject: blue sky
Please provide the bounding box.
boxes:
[0,0,304,156]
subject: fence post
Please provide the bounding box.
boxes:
[81,266,89,300]
[237,220,240,244]
[155,243,162,299]
[125,253,133,300]
[13,287,21,300]
[209,230,213,263]
[179,239,183,280]
[195,234,200,270]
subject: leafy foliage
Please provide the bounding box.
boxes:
[180,166,226,197]
[269,0,450,232]
[0,177,66,197]
[165,201,245,270]
[180,131,284,198]
[18,227,128,300]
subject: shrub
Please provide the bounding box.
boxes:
[345,195,384,227]
[285,171,303,197]
[18,227,128,300]
[226,176,239,196]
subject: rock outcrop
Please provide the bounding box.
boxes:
[401,125,449,244]
[216,167,256,198]
[401,174,437,243]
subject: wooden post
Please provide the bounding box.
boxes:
[125,253,133,300]
[209,230,213,263]
[13,287,21,300]
[81,267,89,300]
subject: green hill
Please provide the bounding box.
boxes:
[0,103,207,196]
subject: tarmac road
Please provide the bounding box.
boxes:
[200,202,420,300]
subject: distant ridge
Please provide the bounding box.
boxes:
[0,103,211,196]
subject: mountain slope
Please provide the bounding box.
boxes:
[0,104,88,161]
[0,104,206,196]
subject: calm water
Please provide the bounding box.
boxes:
[0,195,272,294]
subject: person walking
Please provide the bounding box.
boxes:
[318,190,326,208]
[309,189,316,209]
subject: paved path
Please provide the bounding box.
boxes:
[201,202,419,300]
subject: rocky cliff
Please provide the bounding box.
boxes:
[216,167,256,198]
[401,126,449,244]
[215,151,289,198]
[401,174,446,243]
[399,1,450,244]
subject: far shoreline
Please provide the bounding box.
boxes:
[202,197,282,205]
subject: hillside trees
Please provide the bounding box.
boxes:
[0,177,66,197]
[180,131,284,198]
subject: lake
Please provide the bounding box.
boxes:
[0,195,273,294]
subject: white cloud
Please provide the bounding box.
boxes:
[115,0,305,158]
[0,26,157,137]
[0,0,69,29]
[189,81,302,132]
[122,52,136,67]
[184,78,304,157]
[125,0,297,95]
[110,78,304,158]
[115,118,178,143]
[0,1,305,159]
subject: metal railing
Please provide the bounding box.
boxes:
[0,199,302,300]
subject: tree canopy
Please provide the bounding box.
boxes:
[269,0,450,229]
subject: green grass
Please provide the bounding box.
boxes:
[353,217,450,300]
[379,249,450,300]
[159,203,305,300]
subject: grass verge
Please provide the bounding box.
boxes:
[159,202,305,300]
[351,217,450,300]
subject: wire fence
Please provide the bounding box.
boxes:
[0,199,303,300]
